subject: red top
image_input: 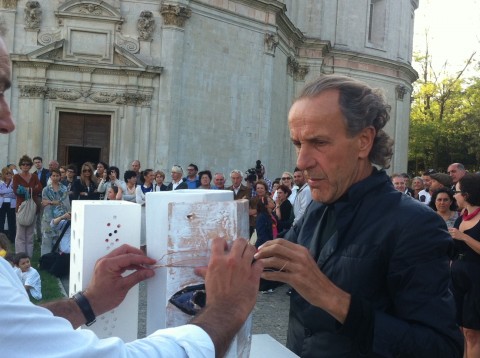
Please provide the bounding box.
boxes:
[12,173,42,212]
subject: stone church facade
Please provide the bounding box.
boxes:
[0,0,418,176]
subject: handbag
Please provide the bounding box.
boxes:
[39,221,71,277]
[17,188,36,226]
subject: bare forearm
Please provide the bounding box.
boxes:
[41,298,86,329]
[191,304,245,358]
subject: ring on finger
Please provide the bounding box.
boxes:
[279,261,288,272]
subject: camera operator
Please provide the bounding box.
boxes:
[248,160,272,197]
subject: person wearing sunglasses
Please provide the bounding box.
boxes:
[71,162,99,200]
[12,155,42,257]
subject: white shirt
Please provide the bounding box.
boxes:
[21,266,42,300]
[293,183,312,226]
[0,258,214,357]
[418,189,431,205]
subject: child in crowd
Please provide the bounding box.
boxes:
[0,233,9,257]
[14,252,42,300]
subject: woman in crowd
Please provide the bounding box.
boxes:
[411,177,424,199]
[0,167,16,243]
[136,169,155,250]
[71,162,99,200]
[106,185,120,201]
[198,170,215,189]
[97,166,126,200]
[94,161,108,199]
[449,174,480,357]
[249,180,275,237]
[153,170,168,191]
[41,168,70,256]
[122,170,137,202]
[274,171,296,204]
[274,184,293,235]
[429,188,458,229]
[255,197,273,249]
[59,166,67,182]
[95,161,109,180]
[13,155,42,257]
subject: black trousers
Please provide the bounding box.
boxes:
[0,202,16,243]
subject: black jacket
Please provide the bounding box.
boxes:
[285,168,463,357]
[166,181,188,191]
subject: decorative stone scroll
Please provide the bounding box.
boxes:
[396,85,407,101]
[160,4,191,28]
[38,29,63,46]
[115,33,140,54]
[137,10,155,41]
[264,32,279,56]
[24,1,42,30]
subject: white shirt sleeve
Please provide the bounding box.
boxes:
[293,185,312,225]
[0,258,214,358]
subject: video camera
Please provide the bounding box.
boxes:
[245,160,263,184]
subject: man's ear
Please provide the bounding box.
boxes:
[357,126,376,159]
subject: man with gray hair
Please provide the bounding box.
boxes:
[166,165,188,190]
[447,162,466,187]
[227,170,251,200]
[255,75,463,357]
[213,172,226,190]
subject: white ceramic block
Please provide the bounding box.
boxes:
[145,190,251,357]
[69,200,141,342]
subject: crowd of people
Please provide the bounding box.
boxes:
[0,155,315,260]
[391,164,480,355]
[1,26,477,356]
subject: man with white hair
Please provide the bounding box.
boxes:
[227,170,251,200]
[166,165,188,190]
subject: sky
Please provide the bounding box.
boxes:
[413,0,480,77]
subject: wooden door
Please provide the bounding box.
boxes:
[57,112,111,169]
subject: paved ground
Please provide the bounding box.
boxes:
[136,282,291,346]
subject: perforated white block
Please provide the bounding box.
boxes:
[69,200,141,342]
[145,190,251,357]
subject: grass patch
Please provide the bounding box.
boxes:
[31,240,66,302]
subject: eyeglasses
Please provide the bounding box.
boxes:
[20,163,31,166]
[82,169,91,173]
[281,177,292,180]
[453,190,462,194]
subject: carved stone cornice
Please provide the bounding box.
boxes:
[137,10,155,41]
[116,92,152,106]
[264,32,278,56]
[24,1,41,30]
[19,84,47,98]
[160,4,191,28]
[1,0,17,9]
[19,85,153,106]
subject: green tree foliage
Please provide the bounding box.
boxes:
[408,50,478,174]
